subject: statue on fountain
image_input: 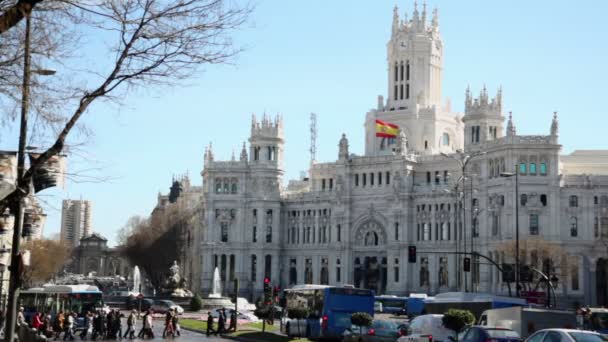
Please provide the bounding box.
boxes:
[163,261,193,298]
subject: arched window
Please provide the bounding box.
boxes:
[221,222,229,242]
[223,178,230,193]
[540,162,547,175]
[442,133,450,146]
[252,226,257,243]
[400,84,404,100]
[424,140,429,150]
[394,63,398,82]
[529,162,537,175]
[215,179,222,193]
[231,179,238,194]
[289,259,297,285]
[529,214,539,235]
[570,217,578,237]
[569,195,579,208]
[520,194,528,206]
[519,162,527,175]
[406,61,410,80]
[266,224,272,243]
[400,62,404,81]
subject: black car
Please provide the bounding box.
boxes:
[126,297,153,311]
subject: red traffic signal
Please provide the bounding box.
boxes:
[264,277,270,284]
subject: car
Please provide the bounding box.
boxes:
[398,314,455,342]
[343,319,404,342]
[459,326,520,342]
[126,297,153,311]
[151,300,184,314]
[525,329,606,342]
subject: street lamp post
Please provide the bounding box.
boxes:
[4,14,56,342]
[500,167,520,298]
[442,150,486,293]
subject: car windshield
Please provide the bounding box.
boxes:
[486,329,520,339]
[568,332,605,342]
[372,320,399,330]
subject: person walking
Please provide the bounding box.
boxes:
[54,311,65,340]
[216,310,225,336]
[115,311,124,340]
[92,312,102,341]
[32,312,43,331]
[63,311,75,341]
[143,310,154,339]
[43,314,54,338]
[80,311,93,340]
[123,310,137,339]
[162,310,174,338]
[172,309,180,337]
[137,311,147,339]
[206,312,214,337]
[229,310,237,332]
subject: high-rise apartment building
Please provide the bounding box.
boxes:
[60,199,92,247]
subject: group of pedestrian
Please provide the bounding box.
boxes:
[25,309,77,340]
[162,309,181,338]
[4,307,188,341]
[205,308,237,337]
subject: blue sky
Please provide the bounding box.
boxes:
[6,1,608,245]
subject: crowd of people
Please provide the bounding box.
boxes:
[205,308,237,337]
[10,307,182,340]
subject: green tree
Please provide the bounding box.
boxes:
[351,312,373,336]
[442,309,475,340]
[189,294,203,312]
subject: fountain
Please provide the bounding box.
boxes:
[198,267,237,310]
[162,261,193,297]
[132,266,141,294]
[209,267,222,298]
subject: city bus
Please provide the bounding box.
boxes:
[20,284,105,327]
[375,295,408,315]
[281,285,375,340]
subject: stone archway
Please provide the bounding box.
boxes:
[353,219,388,294]
[597,259,608,306]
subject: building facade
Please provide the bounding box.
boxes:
[60,199,93,247]
[193,4,608,307]
[67,233,130,277]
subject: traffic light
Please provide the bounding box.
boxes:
[501,264,515,282]
[519,265,533,283]
[464,257,471,272]
[263,277,272,305]
[408,246,417,263]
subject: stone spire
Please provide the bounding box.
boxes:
[240,141,248,161]
[392,5,399,36]
[550,111,559,139]
[231,148,236,161]
[506,112,516,137]
[431,7,439,29]
[338,133,349,160]
[395,129,408,156]
[421,1,427,30]
[412,1,420,28]
[208,142,214,161]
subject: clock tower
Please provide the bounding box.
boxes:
[386,2,442,111]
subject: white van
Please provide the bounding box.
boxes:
[398,314,455,342]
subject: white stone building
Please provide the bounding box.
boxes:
[192,3,608,307]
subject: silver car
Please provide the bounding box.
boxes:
[525,329,606,342]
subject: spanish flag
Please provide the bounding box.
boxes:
[375,119,399,138]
